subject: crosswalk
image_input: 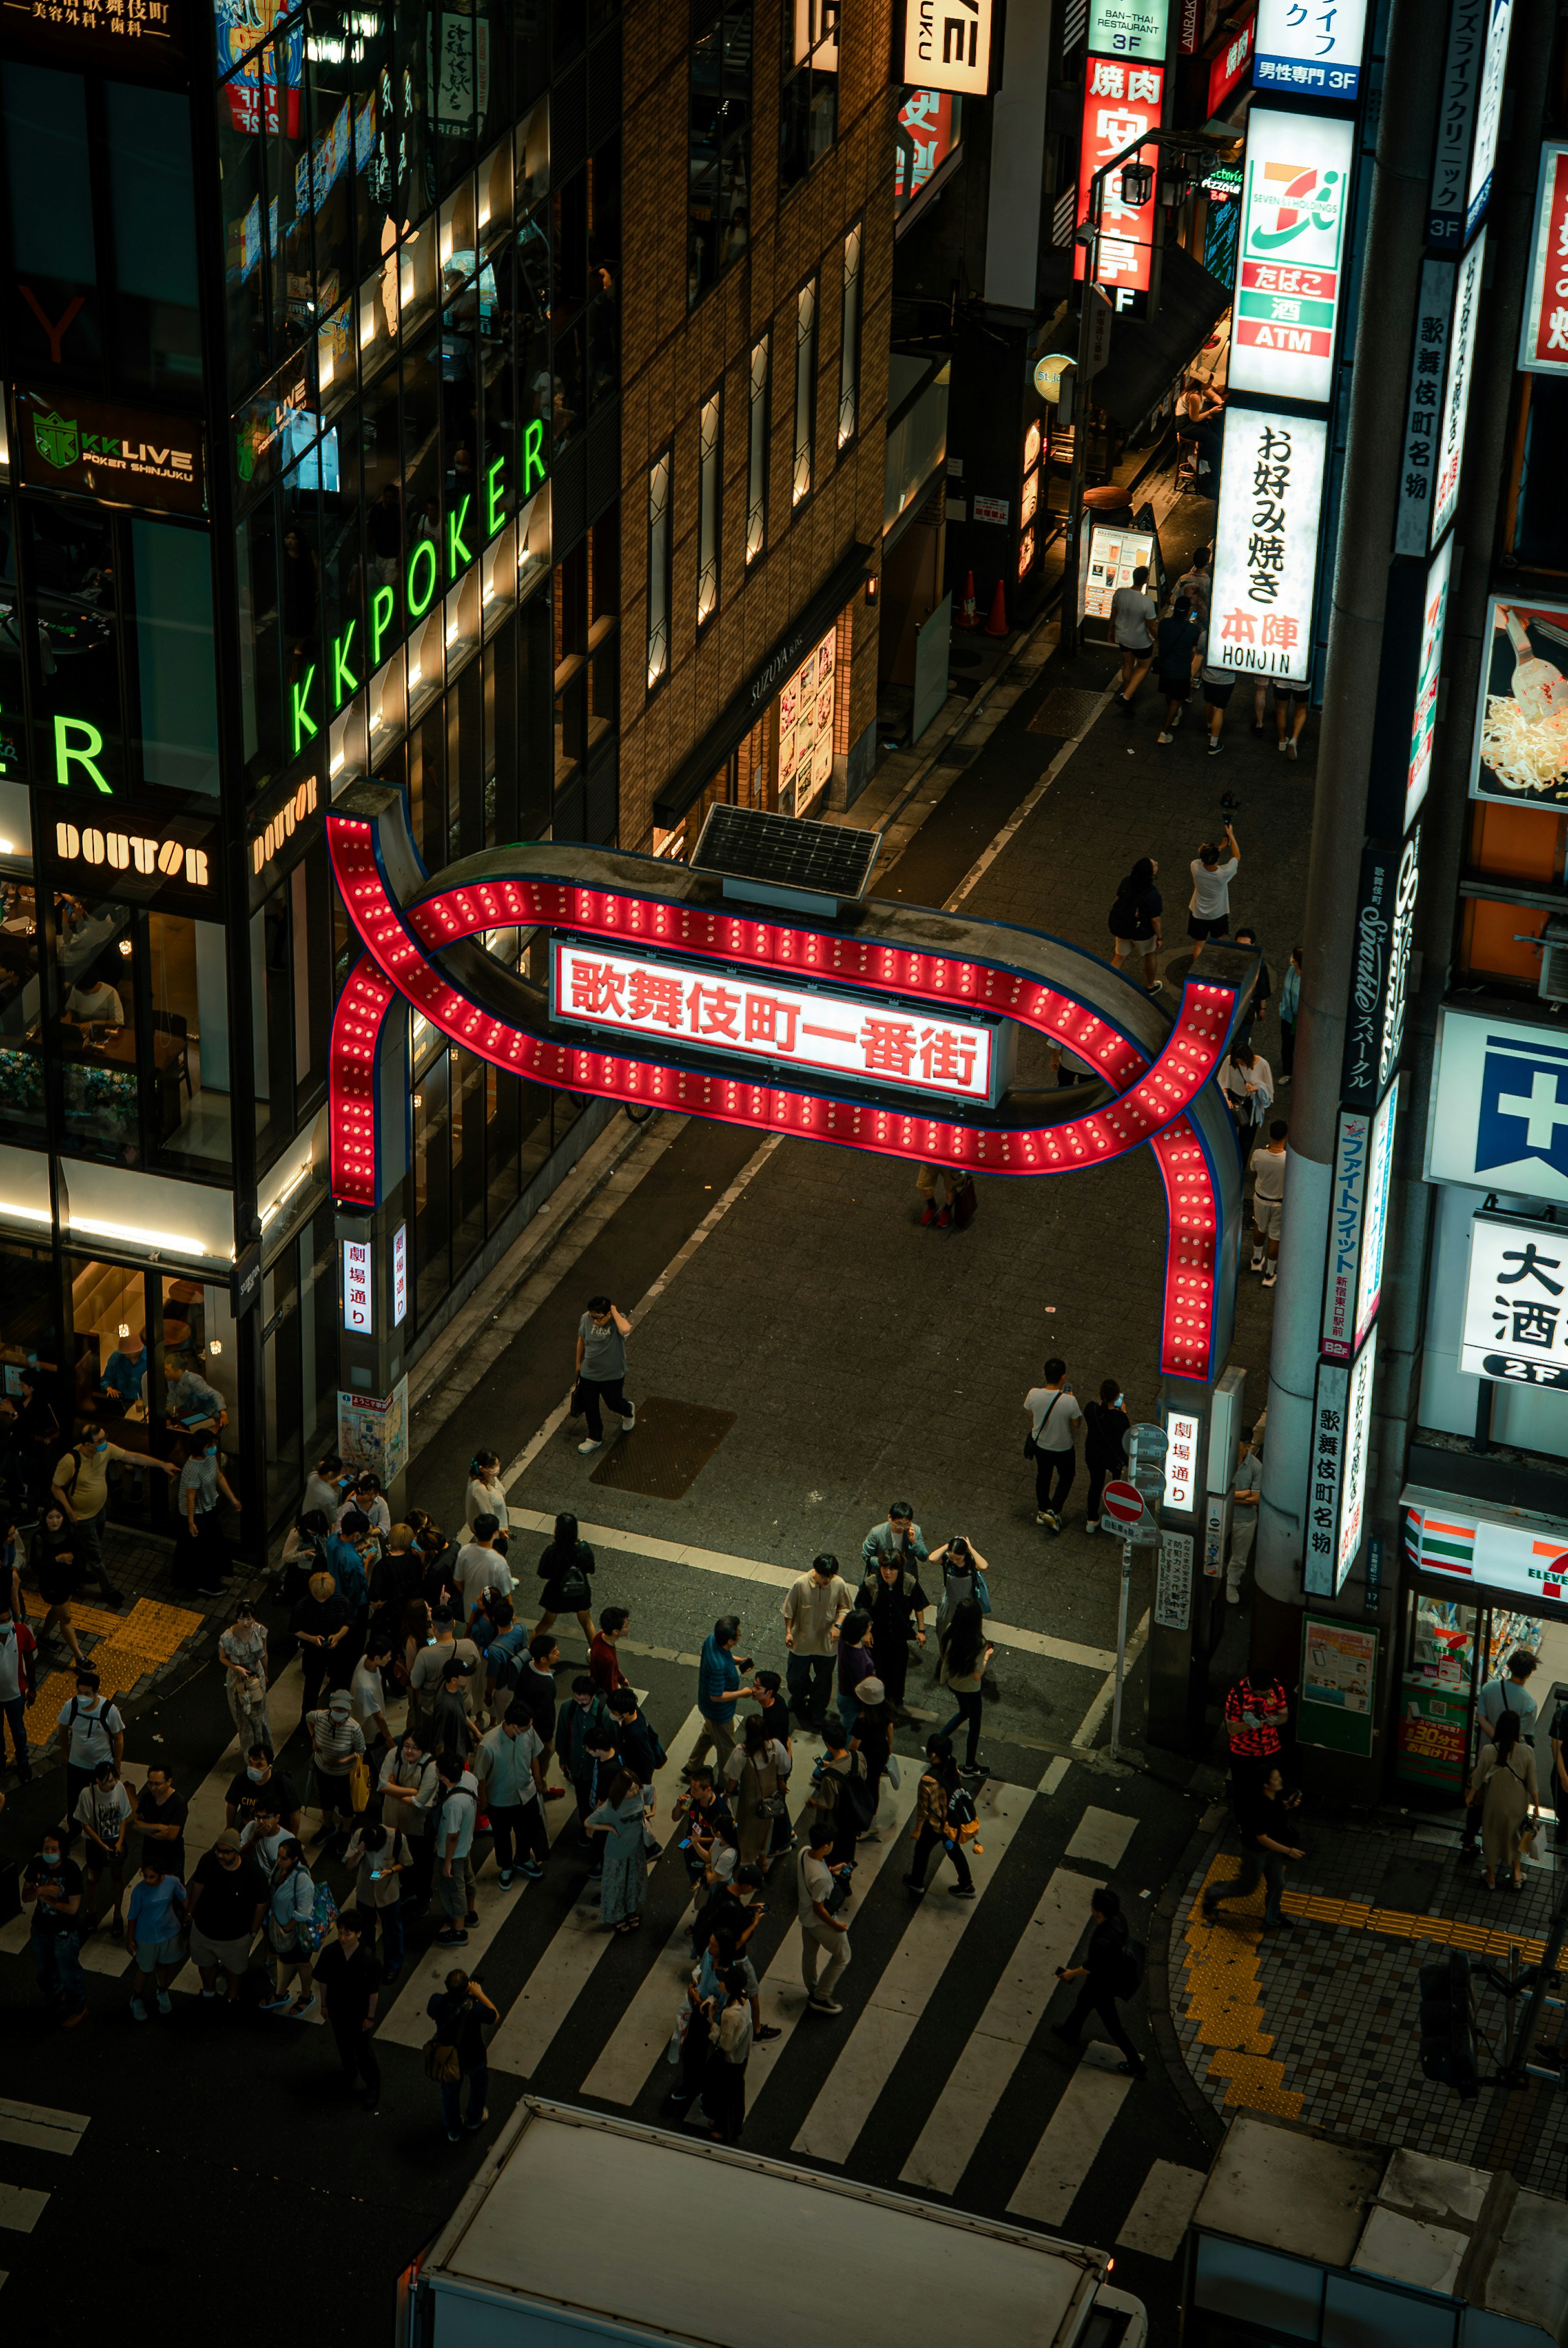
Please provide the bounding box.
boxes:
[0,1663,1206,2277]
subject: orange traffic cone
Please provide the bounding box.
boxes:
[954,569,978,629]
[984,578,1008,637]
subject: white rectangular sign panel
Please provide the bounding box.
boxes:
[392,1222,408,1327]
[1155,1532,1194,1630]
[1462,1211,1568,1388]
[342,1236,373,1334]
[1432,228,1486,551]
[1088,0,1169,54]
[1403,1486,1568,1605]
[1164,1408,1200,1514]
[902,0,997,94]
[1394,258,1457,558]
[1210,406,1327,684]
[1323,1107,1372,1363]
[1229,107,1355,406]
[1426,1008,1568,1203]
[552,939,1002,1104]
[1355,1084,1400,1352]
[1306,1329,1377,1596]
[1255,0,1368,100]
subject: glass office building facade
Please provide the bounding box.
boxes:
[0,0,623,1546]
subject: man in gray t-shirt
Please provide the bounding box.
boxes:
[573,1294,635,1457]
[1110,564,1159,715]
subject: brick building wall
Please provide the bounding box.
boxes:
[618,0,896,850]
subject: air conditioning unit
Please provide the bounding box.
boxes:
[1538,915,1568,1006]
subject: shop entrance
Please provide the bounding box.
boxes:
[1396,1579,1568,1821]
[62,1256,238,1536]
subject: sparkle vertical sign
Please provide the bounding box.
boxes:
[1209,407,1328,685]
[1229,107,1355,407]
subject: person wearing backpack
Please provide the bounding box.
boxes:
[54,1668,124,1846]
[1052,1885,1147,2078]
[903,1734,975,1899]
[260,1837,321,2016]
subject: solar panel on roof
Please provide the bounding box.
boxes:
[690,804,881,902]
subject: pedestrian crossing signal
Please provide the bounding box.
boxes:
[1418,1950,1479,2098]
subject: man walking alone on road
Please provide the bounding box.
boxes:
[315,1911,382,2113]
[1025,1358,1083,1532]
[573,1295,635,1456]
[1202,1765,1305,1934]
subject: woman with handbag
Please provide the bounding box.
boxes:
[902,1735,976,1899]
[936,1601,993,1779]
[724,1710,791,1866]
[1471,1707,1540,1892]
[260,1837,318,2017]
[534,1510,596,1645]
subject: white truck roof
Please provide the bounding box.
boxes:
[414,2100,1112,2348]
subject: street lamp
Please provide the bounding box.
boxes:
[1060,127,1232,657]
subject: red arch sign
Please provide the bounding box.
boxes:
[326,786,1256,1382]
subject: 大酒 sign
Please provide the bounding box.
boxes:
[1462,1209,1568,1388]
[1209,406,1327,685]
[1229,106,1354,407]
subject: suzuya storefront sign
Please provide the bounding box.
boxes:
[288,426,549,756]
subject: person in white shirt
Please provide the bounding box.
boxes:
[454,1518,512,1626]
[1227,1428,1263,1602]
[1187,823,1240,960]
[75,1759,133,1933]
[353,1473,392,1536]
[1024,1357,1085,1533]
[1249,1117,1288,1288]
[65,975,125,1027]
[1110,564,1159,713]
[350,1642,394,1748]
[465,1450,509,1535]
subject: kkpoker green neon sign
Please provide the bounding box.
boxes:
[291,428,548,758]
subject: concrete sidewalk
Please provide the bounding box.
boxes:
[1171,1811,1568,2188]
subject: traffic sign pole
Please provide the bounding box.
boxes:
[1111,1535,1134,1760]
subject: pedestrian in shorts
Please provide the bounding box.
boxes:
[1200,657,1238,757]
[1110,565,1159,713]
[1188,824,1240,960]
[1107,858,1165,996]
[74,1757,132,1933]
[1250,1117,1287,1287]
[125,1857,187,2022]
[186,1828,266,2002]
[1275,676,1309,759]
[1155,595,1205,744]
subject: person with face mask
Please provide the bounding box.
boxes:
[51,1418,176,1608]
[225,1743,302,1836]
[23,1829,87,2023]
[172,1430,242,1599]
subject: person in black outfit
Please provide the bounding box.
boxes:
[1201,1764,1304,1931]
[607,1686,665,1790]
[535,1510,596,1642]
[1232,926,1272,1050]
[315,1912,382,2112]
[1052,1886,1147,2078]
[290,1571,353,1711]
[425,1966,497,2139]
[856,1556,929,1721]
[1082,1380,1131,1534]
[1107,856,1165,997]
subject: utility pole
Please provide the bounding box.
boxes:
[1253,0,1450,1690]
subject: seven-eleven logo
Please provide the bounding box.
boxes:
[1251,161,1344,254]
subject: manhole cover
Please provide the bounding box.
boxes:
[1029,685,1108,738]
[588,1395,737,1499]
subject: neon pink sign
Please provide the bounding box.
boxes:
[325,792,1256,1382]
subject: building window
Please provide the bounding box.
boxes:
[838,223,862,452]
[781,0,839,194]
[793,277,817,508]
[746,335,770,566]
[697,390,722,627]
[647,448,672,690]
[689,0,753,309]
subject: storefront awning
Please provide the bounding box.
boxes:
[653,542,873,826]
[1399,1482,1568,1623]
[1094,244,1234,435]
